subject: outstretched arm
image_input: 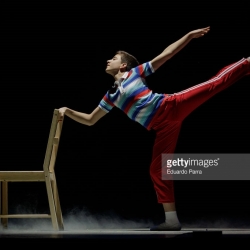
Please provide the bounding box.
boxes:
[151,27,210,71]
[58,106,107,126]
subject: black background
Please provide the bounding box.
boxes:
[2,0,250,226]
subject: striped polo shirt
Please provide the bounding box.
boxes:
[98,61,165,129]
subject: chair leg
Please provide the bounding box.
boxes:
[0,182,1,226]
[51,175,64,230]
[45,176,59,230]
[1,181,8,228]
[0,181,2,219]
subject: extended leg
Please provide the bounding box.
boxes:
[173,58,250,121]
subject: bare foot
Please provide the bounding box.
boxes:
[247,57,250,63]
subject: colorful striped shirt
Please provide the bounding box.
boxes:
[98,61,165,130]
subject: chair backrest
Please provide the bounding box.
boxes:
[43,109,64,174]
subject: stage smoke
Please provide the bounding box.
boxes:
[0,205,153,232]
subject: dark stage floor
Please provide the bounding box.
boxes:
[1,227,250,239]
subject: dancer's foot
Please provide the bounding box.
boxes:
[150,221,182,231]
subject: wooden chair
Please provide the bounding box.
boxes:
[0,109,64,230]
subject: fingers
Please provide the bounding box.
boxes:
[203,26,210,32]
[58,108,65,118]
[201,27,210,36]
[191,26,210,38]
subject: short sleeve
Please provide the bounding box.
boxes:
[98,92,115,113]
[132,61,155,78]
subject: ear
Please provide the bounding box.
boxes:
[120,63,127,71]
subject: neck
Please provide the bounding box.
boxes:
[114,71,126,81]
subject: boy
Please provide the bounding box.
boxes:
[59,26,250,230]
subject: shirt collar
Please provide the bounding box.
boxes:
[120,71,128,80]
[114,72,128,95]
[114,72,128,86]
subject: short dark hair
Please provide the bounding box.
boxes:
[116,50,139,71]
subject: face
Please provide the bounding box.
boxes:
[105,54,126,75]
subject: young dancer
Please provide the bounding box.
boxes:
[59,26,250,230]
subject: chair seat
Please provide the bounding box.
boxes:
[0,214,51,218]
[0,171,45,182]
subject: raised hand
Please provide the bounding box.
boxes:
[189,26,210,38]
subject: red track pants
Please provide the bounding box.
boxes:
[148,58,250,203]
